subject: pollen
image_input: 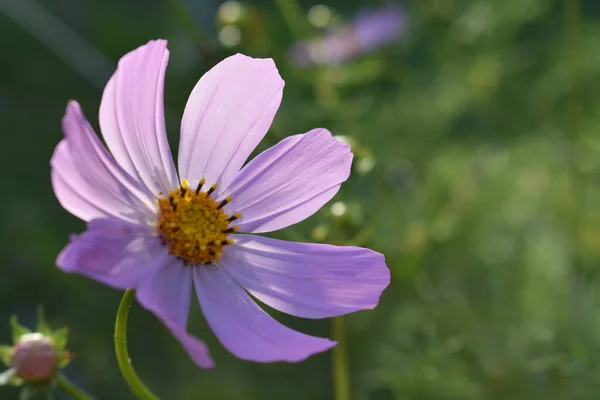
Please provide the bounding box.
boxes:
[157,179,240,265]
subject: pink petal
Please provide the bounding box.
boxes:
[99,39,178,196]
[193,266,336,363]
[57,218,166,289]
[222,235,390,319]
[136,259,193,327]
[221,129,352,233]
[135,260,215,369]
[51,101,157,224]
[159,318,215,369]
[59,218,214,368]
[178,54,284,192]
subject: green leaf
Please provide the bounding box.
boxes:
[56,351,71,369]
[0,369,15,386]
[51,328,68,351]
[10,316,31,344]
[0,346,13,366]
[35,306,52,336]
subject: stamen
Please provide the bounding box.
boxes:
[217,196,232,210]
[206,183,218,197]
[222,226,239,234]
[179,179,190,197]
[227,213,241,223]
[157,181,239,265]
[195,178,206,194]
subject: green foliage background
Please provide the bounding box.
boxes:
[2,0,600,398]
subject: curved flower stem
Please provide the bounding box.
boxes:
[332,316,350,400]
[114,289,161,400]
[55,372,94,400]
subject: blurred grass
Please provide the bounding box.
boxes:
[2,0,600,399]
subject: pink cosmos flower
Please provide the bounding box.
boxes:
[51,40,390,368]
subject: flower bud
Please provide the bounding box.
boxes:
[11,333,57,382]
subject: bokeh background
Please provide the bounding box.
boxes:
[2,0,600,398]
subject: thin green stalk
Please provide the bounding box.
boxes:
[166,0,203,42]
[55,372,94,400]
[565,0,585,273]
[165,0,219,64]
[332,316,350,400]
[114,290,160,400]
[274,0,310,38]
[346,215,379,247]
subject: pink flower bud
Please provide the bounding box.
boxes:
[11,333,57,382]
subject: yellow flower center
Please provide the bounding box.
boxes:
[157,179,240,265]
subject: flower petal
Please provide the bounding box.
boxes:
[59,218,214,368]
[159,318,215,369]
[221,129,352,233]
[99,39,178,196]
[51,101,157,224]
[57,218,165,289]
[178,54,284,191]
[135,260,215,369]
[193,266,335,363]
[222,235,389,319]
[136,259,192,327]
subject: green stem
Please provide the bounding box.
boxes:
[165,0,219,64]
[565,0,585,274]
[114,290,160,400]
[166,0,203,42]
[55,372,94,400]
[346,215,379,247]
[274,0,310,38]
[332,317,350,400]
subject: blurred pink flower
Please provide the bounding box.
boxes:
[11,333,57,382]
[290,2,408,67]
[51,40,390,368]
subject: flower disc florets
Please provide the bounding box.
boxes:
[11,333,57,383]
[157,179,239,264]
